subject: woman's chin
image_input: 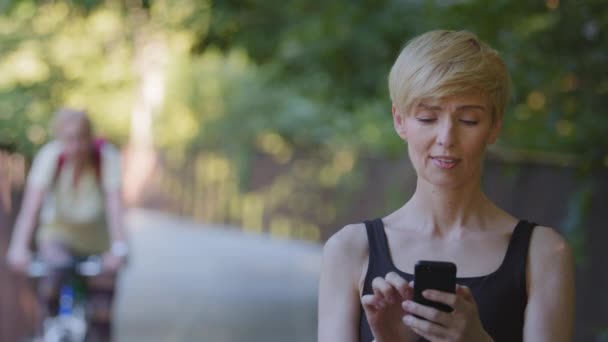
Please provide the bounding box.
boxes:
[420,174,475,189]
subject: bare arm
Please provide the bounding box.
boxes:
[524,226,575,342]
[99,144,129,272]
[100,187,129,274]
[104,189,126,243]
[9,185,45,250]
[6,184,46,272]
[101,143,129,261]
[8,144,56,254]
[318,225,367,342]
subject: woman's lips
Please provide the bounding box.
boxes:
[431,157,459,169]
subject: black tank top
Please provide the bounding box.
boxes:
[359,219,536,342]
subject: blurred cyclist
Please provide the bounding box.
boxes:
[6,108,129,342]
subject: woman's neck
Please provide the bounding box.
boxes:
[398,178,498,236]
[72,155,92,170]
[69,153,94,186]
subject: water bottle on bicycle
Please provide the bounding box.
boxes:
[28,255,104,342]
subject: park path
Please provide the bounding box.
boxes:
[114,209,322,342]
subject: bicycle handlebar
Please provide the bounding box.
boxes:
[28,256,104,278]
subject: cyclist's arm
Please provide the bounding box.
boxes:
[105,189,126,243]
[9,143,57,251]
[9,185,45,250]
[101,144,127,247]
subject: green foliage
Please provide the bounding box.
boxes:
[438,1,608,171]
[1,2,606,248]
[211,1,605,165]
[0,1,136,157]
[3,0,606,169]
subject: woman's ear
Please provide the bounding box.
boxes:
[487,116,503,144]
[392,104,408,141]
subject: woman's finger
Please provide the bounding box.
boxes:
[402,300,449,326]
[452,284,478,313]
[403,314,447,340]
[361,294,381,312]
[422,289,458,308]
[385,272,411,299]
[457,284,474,300]
[372,277,398,305]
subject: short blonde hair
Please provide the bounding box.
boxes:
[388,30,510,120]
[51,108,92,138]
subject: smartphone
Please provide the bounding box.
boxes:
[413,260,457,313]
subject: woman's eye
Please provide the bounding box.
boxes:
[416,118,436,123]
[460,119,478,126]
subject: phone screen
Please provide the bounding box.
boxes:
[413,260,457,313]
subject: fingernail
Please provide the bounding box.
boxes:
[402,300,412,309]
[403,315,413,325]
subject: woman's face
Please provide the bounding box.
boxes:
[393,93,501,189]
[58,119,92,161]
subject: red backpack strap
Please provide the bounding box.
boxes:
[92,137,106,182]
[53,153,67,185]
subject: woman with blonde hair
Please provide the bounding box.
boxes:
[7,108,128,342]
[318,30,574,342]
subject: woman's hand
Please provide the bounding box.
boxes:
[361,272,418,342]
[102,239,129,274]
[6,244,32,274]
[402,285,493,342]
[101,252,126,274]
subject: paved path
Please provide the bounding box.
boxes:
[114,209,322,342]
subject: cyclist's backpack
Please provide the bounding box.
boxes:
[53,137,106,186]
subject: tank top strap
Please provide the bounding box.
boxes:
[500,220,537,292]
[363,219,393,290]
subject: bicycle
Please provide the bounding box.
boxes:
[27,255,103,342]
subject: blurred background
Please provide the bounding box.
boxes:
[0,0,606,341]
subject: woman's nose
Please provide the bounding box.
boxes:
[436,120,456,148]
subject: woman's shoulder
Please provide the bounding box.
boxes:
[30,141,62,168]
[322,223,371,289]
[26,141,62,188]
[529,224,572,258]
[99,140,119,155]
[323,223,370,268]
[324,223,368,253]
[36,140,62,158]
[526,224,573,282]
[99,141,121,164]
